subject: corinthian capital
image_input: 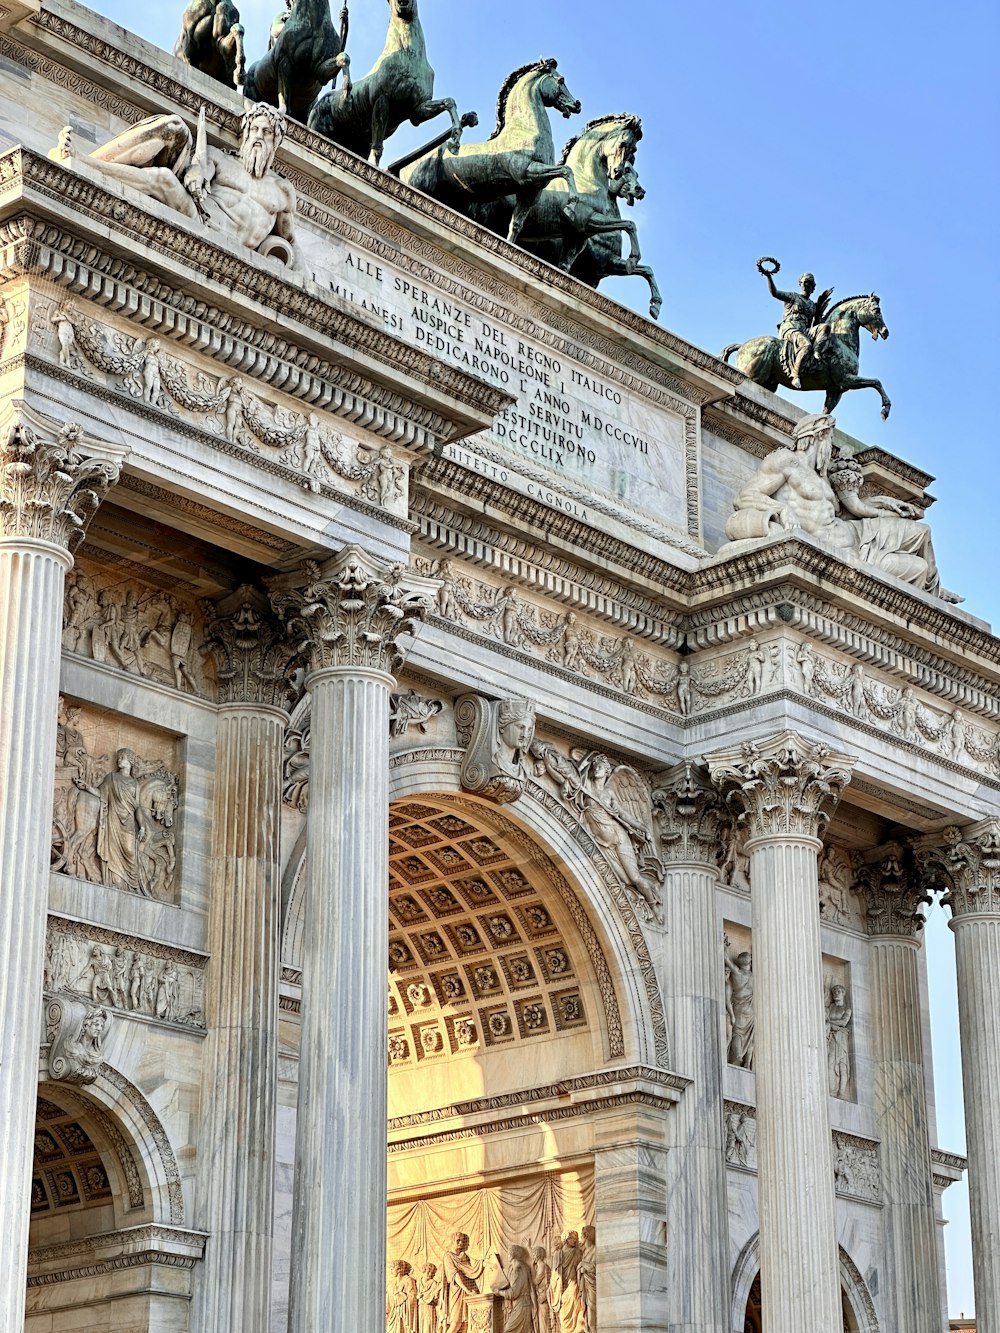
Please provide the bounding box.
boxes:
[267,545,439,677]
[0,401,127,550]
[705,729,855,842]
[914,818,1000,919]
[852,842,929,937]
[652,762,727,868]
[201,584,296,709]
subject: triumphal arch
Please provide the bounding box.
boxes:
[0,2,995,1331]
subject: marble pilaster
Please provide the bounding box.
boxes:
[0,401,125,1333]
[654,763,730,1333]
[917,819,1000,1333]
[706,731,854,1333]
[593,1105,670,1333]
[194,586,294,1333]
[269,547,437,1333]
[853,843,941,1332]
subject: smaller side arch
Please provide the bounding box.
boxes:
[39,1062,185,1225]
[730,1231,880,1333]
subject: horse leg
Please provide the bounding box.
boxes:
[369,96,392,166]
[823,388,844,414]
[585,252,662,320]
[832,375,892,420]
[411,98,462,152]
[581,215,640,262]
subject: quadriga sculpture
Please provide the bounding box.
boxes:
[308,0,469,166]
[174,0,246,88]
[512,113,662,319]
[242,0,350,125]
[397,58,581,244]
[722,258,892,419]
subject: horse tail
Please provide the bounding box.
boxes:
[721,342,741,364]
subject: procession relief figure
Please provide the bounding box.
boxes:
[578,1226,596,1333]
[724,935,754,1069]
[826,984,853,1098]
[417,1262,440,1333]
[441,1232,485,1333]
[818,845,853,923]
[725,412,958,601]
[79,103,303,273]
[493,1245,539,1333]
[549,1231,587,1333]
[387,1259,419,1333]
[532,1248,555,1333]
[75,749,146,893]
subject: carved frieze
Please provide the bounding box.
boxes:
[0,400,125,551]
[41,301,411,515]
[63,554,214,698]
[724,1102,757,1167]
[268,546,438,676]
[390,689,445,738]
[724,1104,880,1201]
[707,730,854,843]
[44,917,206,1031]
[456,695,535,804]
[51,699,180,900]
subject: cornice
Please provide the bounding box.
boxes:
[0,150,511,438]
[27,1225,207,1286]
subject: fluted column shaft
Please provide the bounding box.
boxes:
[196,701,287,1333]
[869,935,942,1331]
[287,665,391,1332]
[663,862,730,1333]
[749,834,841,1332]
[952,912,1000,1331]
[0,538,71,1332]
[0,403,123,1333]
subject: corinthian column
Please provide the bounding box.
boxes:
[194,586,294,1333]
[917,819,1000,1333]
[0,401,125,1329]
[654,763,730,1333]
[852,843,941,1331]
[706,732,854,1333]
[269,547,437,1333]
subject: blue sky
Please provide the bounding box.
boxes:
[89,0,997,1313]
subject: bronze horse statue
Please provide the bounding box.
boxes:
[308,0,468,166]
[722,293,892,419]
[513,114,662,319]
[243,0,350,125]
[174,0,246,89]
[398,59,581,243]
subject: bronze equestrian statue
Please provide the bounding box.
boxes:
[723,259,892,419]
[308,0,469,166]
[243,0,350,125]
[174,0,246,89]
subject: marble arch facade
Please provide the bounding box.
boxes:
[0,2,994,1332]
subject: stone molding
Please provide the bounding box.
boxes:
[653,762,727,867]
[46,993,110,1084]
[201,584,296,710]
[705,730,855,842]
[916,819,1000,918]
[852,843,931,937]
[0,399,125,550]
[26,1224,207,1287]
[268,546,439,676]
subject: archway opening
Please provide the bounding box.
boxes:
[742,1273,861,1333]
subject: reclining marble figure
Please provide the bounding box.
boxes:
[71,102,302,273]
[725,412,958,601]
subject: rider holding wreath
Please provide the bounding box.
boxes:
[759,257,833,388]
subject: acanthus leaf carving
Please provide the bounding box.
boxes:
[705,729,855,843]
[456,694,535,805]
[915,819,1000,918]
[651,762,727,867]
[267,545,439,676]
[201,583,296,710]
[0,401,126,551]
[851,841,930,937]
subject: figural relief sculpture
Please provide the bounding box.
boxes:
[723,933,754,1069]
[826,983,853,1099]
[47,995,112,1085]
[725,412,958,601]
[62,102,303,272]
[722,257,892,420]
[457,695,536,804]
[52,700,179,899]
